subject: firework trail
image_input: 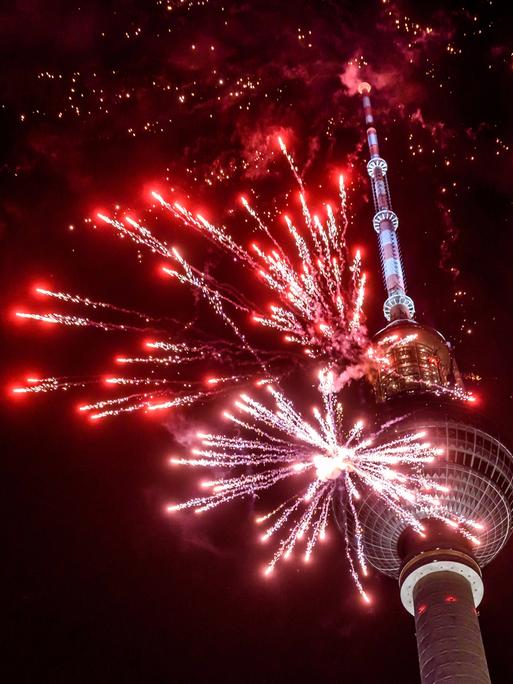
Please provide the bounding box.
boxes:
[13,139,368,419]
[167,371,482,600]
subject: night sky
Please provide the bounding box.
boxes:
[2,1,513,682]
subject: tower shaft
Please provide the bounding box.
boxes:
[413,571,491,684]
[358,82,414,321]
[399,546,491,684]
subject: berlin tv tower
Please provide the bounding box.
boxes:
[352,82,513,684]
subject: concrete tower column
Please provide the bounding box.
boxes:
[400,550,490,684]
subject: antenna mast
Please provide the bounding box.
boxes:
[358,82,415,322]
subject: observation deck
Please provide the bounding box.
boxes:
[354,405,513,578]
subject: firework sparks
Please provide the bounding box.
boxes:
[148,137,367,359]
[12,136,475,428]
[11,376,89,394]
[166,372,481,599]
[13,139,368,419]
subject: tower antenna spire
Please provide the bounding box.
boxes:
[358,82,415,322]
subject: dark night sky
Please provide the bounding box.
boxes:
[2,1,513,682]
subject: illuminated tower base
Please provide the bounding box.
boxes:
[400,548,490,684]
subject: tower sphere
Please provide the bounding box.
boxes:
[356,398,513,578]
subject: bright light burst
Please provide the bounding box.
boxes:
[166,371,481,601]
[13,139,367,419]
[10,135,481,600]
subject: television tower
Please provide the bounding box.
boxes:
[353,82,513,684]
